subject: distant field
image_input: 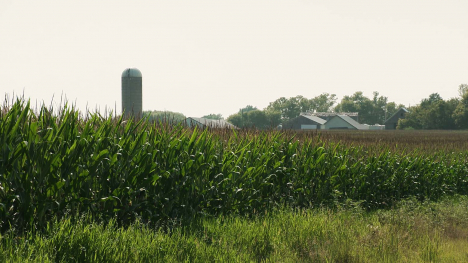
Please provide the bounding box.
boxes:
[291,129,468,154]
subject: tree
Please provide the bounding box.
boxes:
[458,84,468,98]
[240,105,258,113]
[398,93,457,130]
[227,113,242,128]
[227,106,281,129]
[202,113,223,120]
[420,93,443,108]
[334,92,374,124]
[266,94,336,122]
[334,91,403,125]
[227,105,259,128]
[310,93,337,112]
[265,110,282,128]
[453,92,468,129]
[143,110,186,123]
[266,96,303,121]
[245,110,269,129]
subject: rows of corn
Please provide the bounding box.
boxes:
[1,100,468,233]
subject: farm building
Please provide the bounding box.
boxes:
[323,115,366,130]
[283,115,327,130]
[362,124,385,130]
[303,111,359,122]
[384,108,409,130]
[185,117,237,129]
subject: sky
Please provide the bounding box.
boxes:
[1,0,467,118]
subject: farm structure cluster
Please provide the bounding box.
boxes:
[120,68,408,130]
[282,108,408,130]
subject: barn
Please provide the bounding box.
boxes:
[283,115,327,130]
[384,108,409,130]
[303,112,359,122]
[323,115,366,130]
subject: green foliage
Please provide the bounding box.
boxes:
[227,107,280,129]
[240,105,258,113]
[398,93,459,130]
[452,92,468,129]
[458,83,468,98]
[227,106,260,128]
[266,93,337,122]
[1,99,468,234]
[244,110,268,128]
[226,113,242,127]
[312,93,338,112]
[201,113,223,120]
[334,91,403,125]
[3,197,468,262]
[143,110,186,123]
[264,110,282,128]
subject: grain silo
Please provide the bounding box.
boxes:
[121,68,142,118]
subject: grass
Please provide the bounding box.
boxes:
[1,196,468,262]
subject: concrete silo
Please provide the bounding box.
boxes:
[121,68,142,118]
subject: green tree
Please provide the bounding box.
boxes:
[227,113,242,128]
[227,105,259,128]
[265,110,282,128]
[202,113,223,120]
[310,93,337,112]
[245,110,269,129]
[458,84,468,98]
[240,105,258,113]
[266,94,336,122]
[397,106,422,130]
[398,93,457,130]
[143,110,186,123]
[334,91,403,125]
[227,106,281,129]
[453,92,468,129]
[266,97,302,121]
[334,92,374,124]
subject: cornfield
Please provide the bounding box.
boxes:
[1,100,468,233]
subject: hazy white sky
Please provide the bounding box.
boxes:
[1,0,467,118]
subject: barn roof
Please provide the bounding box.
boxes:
[384,108,409,124]
[304,112,359,117]
[338,115,366,129]
[301,115,327,125]
[326,115,366,130]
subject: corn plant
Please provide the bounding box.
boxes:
[1,99,468,233]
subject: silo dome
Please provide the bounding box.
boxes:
[122,68,142,78]
[121,68,142,118]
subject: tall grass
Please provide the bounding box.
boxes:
[2,197,468,262]
[1,99,468,233]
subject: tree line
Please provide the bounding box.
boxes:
[225,92,405,129]
[144,84,468,130]
[399,84,468,130]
